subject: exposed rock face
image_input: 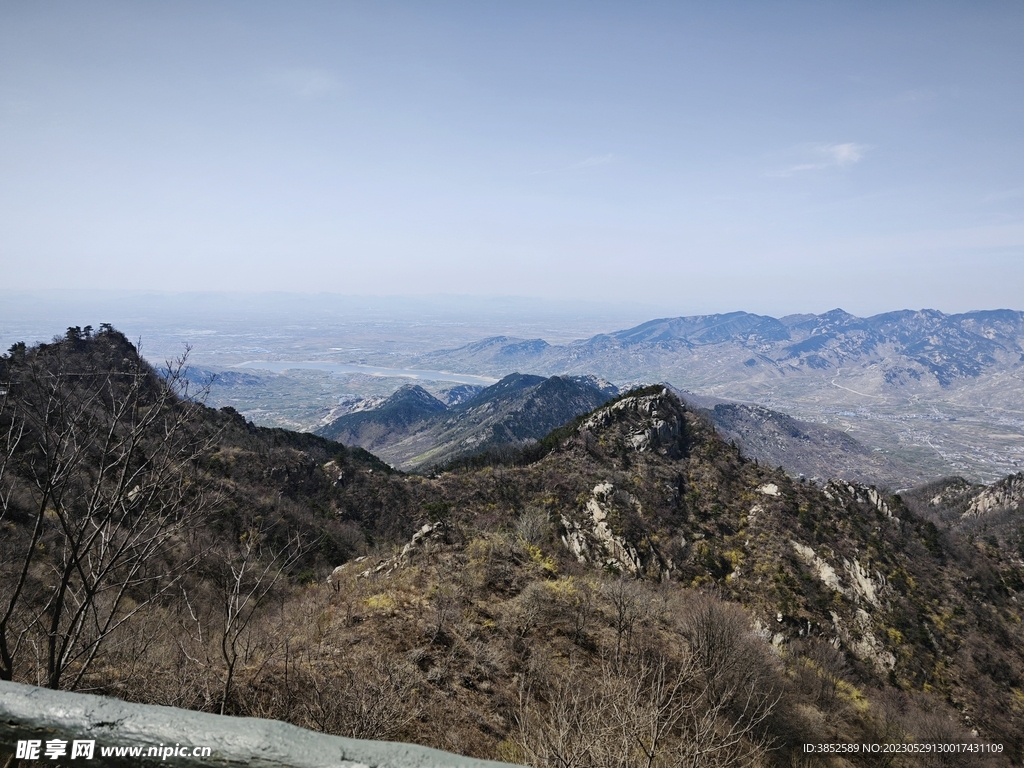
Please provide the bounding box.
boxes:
[580,388,682,456]
[830,609,897,674]
[790,540,889,610]
[561,482,645,575]
[791,541,844,594]
[963,472,1024,519]
[823,480,897,519]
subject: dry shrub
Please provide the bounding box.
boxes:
[789,637,851,715]
[300,644,421,741]
[513,592,783,768]
[514,507,551,547]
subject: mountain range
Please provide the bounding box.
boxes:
[409,309,1024,385]
[375,309,1024,483]
[314,372,920,488]
[3,327,1024,765]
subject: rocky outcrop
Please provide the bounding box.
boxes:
[830,609,897,674]
[559,480,676,580]
[328,522,450,587]
[579,388,682,455]
[963,472,1024,519]
[789,530,895,674]
[823,481,898,520]
[561,482,645,575]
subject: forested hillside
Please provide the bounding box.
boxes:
[2,328,1022,766]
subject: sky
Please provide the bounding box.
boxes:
[2,1,1023,316]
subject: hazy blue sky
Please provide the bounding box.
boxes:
[2,2,1022,315]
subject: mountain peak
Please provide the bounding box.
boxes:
[384,384,447,411]
[578,386,685,456]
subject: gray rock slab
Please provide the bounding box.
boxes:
[0,680,521,768]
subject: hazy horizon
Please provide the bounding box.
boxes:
[3,288,1021,364]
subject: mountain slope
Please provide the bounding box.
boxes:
[315,373,615,470]
[680,391,924,488]
[317,384,448,450]
[374,386,1023,760]
[5,330,1024,765]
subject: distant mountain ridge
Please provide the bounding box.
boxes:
[316,373,615,470]
[416,308,1024,386]
[401,308,1024,483]
[315,384,448,453]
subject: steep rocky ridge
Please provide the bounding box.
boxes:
[315,373,615,471]
[317,384,448,451]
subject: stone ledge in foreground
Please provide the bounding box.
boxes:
[0,680,522,768]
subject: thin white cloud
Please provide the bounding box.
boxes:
[769,142,871,177]
[828,142,865,166]
[266,68,338,98]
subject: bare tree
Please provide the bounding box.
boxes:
[0,330,216,689]
[514,506,549,547]
[674,593,781,767]
[216,521,304,715]
[513,659,617,768]
[672,674,779,768]
[604,653,694,768]
[602,576,650,667]
[677,593,770,709]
